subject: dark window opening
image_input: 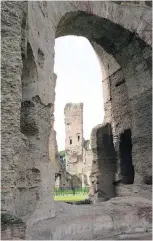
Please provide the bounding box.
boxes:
[78,135,80,141]
[119,129,134,184]
[70,139,72,145]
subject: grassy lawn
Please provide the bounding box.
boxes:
[54,195,88,202]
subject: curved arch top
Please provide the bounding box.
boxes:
[54,1,152,45]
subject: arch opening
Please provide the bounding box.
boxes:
[53,35,104,197]
[54,9,152,202]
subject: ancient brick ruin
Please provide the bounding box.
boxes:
[1,1,152,240]
[64,103,93,187]
[65,103,84,177]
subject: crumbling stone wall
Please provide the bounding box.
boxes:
[2,1,55,222]
[2,1,152,227]
[49,73,60,176]
[49,129,60,175]
[64,103,84,177]
[56,171,82,189]
[90,123,117,202]
[83,140,93,186]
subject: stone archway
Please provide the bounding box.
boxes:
[54,8,151,200]
[2,2,152,238]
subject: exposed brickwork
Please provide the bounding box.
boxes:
[64,103,83,176]
[64,103,93,187]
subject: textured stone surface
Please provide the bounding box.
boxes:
[26,196,152,240]
[1,0,29,216]
[116,183,152,200]
[1,1,152,239]
[49,129,60,175]
[90,123,117,201]
[1,213,26,240]
[2,1,55,222]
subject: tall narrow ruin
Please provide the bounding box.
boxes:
[64,103,93,187]
[64,103,84,184]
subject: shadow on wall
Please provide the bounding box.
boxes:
[96,123,117,199]
[119,129,134,184]
[20,42,38,136]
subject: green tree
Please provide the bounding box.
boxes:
[59,150,66,169]
[59,150,65,157]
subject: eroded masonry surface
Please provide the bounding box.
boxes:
[1,1,152,240]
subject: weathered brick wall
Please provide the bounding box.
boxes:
[1,213,26,240]
[64,103,83,176]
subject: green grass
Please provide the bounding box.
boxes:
[54,194,88,202]
[54,187,89,196]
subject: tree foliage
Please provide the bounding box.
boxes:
[59,150,65,157]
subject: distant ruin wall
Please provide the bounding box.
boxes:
[64,103,94,187]
[64,103,84,177]
[83,141,93,186]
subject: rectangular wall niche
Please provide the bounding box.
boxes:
[119,129,134,184]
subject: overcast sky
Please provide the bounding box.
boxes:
[54,36,104,151]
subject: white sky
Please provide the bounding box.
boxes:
[54,36,104,151]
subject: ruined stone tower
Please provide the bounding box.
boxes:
[64,103,84,181]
